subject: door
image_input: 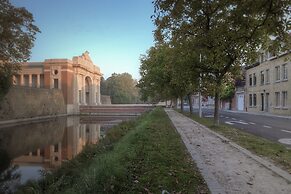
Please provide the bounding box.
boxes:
[265,93,269,112]
[261,93,264,111]
[237,94,244,111]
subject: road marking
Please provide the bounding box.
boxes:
[225,121,249,125]
[278,138,291,145]
[281,130,291,134]
[231,118,236,120]
[225,117,229,119]
[263,125,272,129]
[249,122,255,125]
[204,115,214,118]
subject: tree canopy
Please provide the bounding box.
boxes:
[101,73,141,104]
[151,0,290,124]
[0,0,40,100]
[138,43,200,111]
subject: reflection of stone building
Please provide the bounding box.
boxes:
[12,52,102,114]
[13,118,101,169]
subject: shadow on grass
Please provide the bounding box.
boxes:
[17,108,209,194]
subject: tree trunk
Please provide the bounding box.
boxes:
[187,93,193,115]
[180,96,184,112]
[214,88,220,125]
[173,98,177,108]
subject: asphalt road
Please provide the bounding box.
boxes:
[184,107,291,148]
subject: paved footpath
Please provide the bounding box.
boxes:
[165,109,291,194]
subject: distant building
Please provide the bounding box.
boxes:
[227,77,246,111]
[245,51,291,115]
[12,52,102,114]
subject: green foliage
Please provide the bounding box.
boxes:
[101,73,141,104]
[220,74,236,101]
[17,109,209,193]
[0,0,40,100]
[153,0,291,124]
[138,43,200,103]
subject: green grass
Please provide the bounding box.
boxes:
[17,108,209,194]
[179,110,291,174]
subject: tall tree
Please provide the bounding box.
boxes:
[153,0,290,124]
[138,43,200,112]
[101,73,141,104]
[0,0,40,100]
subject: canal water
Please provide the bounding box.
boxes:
[0,116,134,193]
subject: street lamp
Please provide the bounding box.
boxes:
[198,54,202,118]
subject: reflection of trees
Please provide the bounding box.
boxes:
[0,149,20,194]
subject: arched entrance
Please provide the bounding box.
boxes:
[85,76,92,105]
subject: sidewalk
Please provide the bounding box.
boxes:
[165,109,291,194]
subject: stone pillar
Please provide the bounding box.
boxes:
[92,80,97,105]
[20,74,24,86]
[29,74,32,87]
[37,74,40,88]
[82,75,86,105]
[97,82,101,104]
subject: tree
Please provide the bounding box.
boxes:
[138,43,200,112]
[101,73,141,104]
[0,0,40,100]
[153,0,290,124]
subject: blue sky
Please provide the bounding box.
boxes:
[11,0,155,79]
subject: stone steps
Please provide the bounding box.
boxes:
[79,105,154,116]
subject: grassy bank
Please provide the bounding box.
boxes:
[180,111,291,173]
[18,108,208,194]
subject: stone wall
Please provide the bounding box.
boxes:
[101,95,112,104]
[0,86,66,121]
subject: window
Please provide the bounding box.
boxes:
[32,74,37,87]
[24,74,29,86]
[249,94,253,107]
[53,79,59,89]
[275,92,280,107]
[275,66,280,81]
[79,90,82,103]
[282,64,287,80]
[253,73,256,86]
[253,94,257,106]
[54,144,59,152]
[260,53,265,63]
[260,71,264,85]
[282,91,287,108]
[40,74,44,88]
[249,74,252,86]
[266,69,270,83]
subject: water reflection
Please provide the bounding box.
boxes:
[0,116,132,193]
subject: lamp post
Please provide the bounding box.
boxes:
[198,54,202,118]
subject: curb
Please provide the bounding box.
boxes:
[175,110,291,183]
[0,114,69,128]
[224,110,291,120]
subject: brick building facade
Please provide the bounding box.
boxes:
[245,51,291,115]
[12,52,102,114]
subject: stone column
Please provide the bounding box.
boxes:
[37,74,40,88]
[29,74,32,87]
[97,82,101,104]
[82,75,86,105]
[20,74,24,86]
[92,80,97,105]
